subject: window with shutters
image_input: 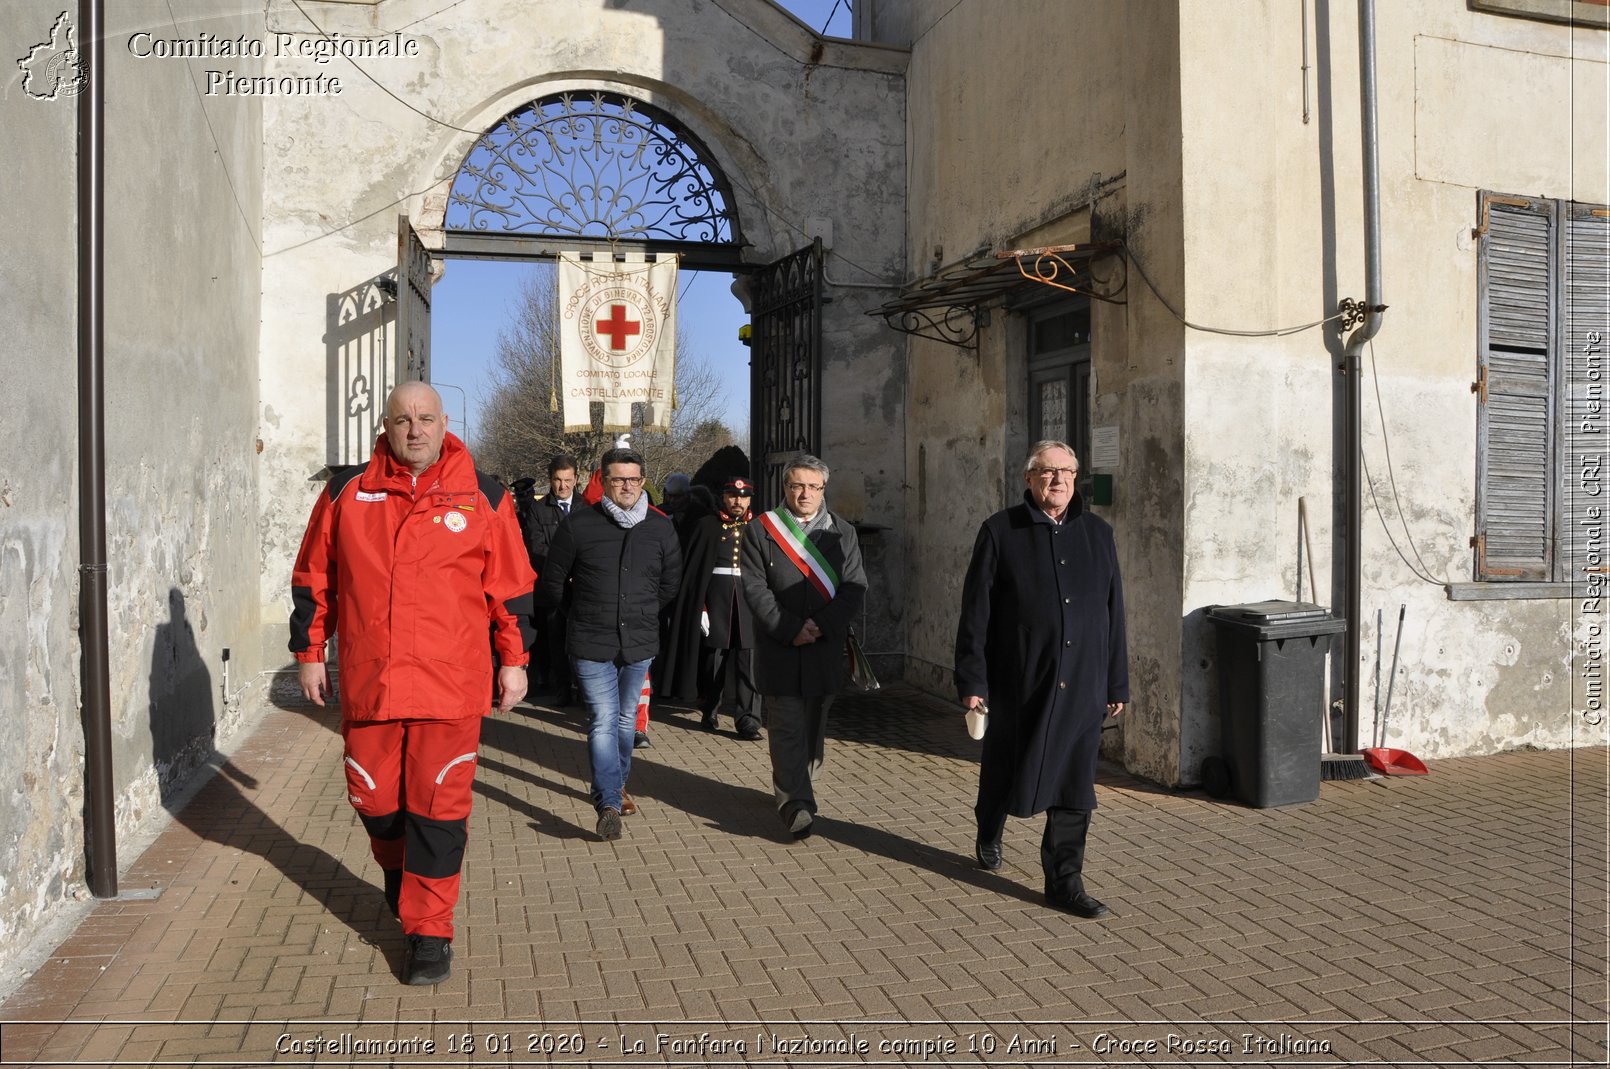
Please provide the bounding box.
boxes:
[1475,192,1609,584]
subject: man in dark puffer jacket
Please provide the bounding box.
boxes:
[536,446,681,840]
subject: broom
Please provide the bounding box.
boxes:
[1298,498,1374,781]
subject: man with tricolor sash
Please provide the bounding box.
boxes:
[739,454,867,839]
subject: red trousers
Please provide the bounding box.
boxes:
[342,716,481,940]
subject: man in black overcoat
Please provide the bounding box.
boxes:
[955,440,1128,918]
[657,477,763,739]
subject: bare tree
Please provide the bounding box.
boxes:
[471,268,741,489]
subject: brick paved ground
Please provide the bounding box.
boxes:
[2,679,1605,1067]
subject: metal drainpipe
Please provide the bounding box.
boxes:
[1340,0,1386,753]
[78,0,117,899]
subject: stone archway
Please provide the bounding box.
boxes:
[443,89,745,258]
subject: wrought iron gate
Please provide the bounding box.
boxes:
[396,215,432,383]
[749,240,823,507]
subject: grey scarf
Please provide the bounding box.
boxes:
[782,503,834,538]
[602,492,650,529]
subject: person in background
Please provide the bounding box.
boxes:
[290,381,534,985]
[740,455,866,840]
[954,440,1128,919]
[523,454,580,704]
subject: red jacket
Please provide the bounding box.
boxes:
[290,433,536,720]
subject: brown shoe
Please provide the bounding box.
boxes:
[621,791,638,816]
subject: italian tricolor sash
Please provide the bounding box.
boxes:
[759,509,839,600]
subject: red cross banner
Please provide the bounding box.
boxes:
[557,250,678,432]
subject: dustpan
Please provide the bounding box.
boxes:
[1361,747,1428,776]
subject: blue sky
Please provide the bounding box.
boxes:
[430,0,854,448]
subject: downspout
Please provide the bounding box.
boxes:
[78,0,117,898]
[1340,0,1386,753]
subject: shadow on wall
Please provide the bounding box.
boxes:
[151,590,380,941]
[149,588,217,798]
[326,272,396,469]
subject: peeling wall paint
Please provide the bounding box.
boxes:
[0,0,265,986]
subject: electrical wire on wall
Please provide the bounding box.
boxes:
[1124,241,1346,338]
[1363,338,1454,586]
[1126,242,1453,586]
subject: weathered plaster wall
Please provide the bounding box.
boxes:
[1,0,86,979]
[1177,0,1608,769]
[0,0,264,980]
[256,0,908,658]
[899,0,1189,785]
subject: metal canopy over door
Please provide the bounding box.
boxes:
[397,215,432,384]
[750,239,824,506]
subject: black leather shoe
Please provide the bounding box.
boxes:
[403,935,452,985]
[736,715,762,741]
[974,839,1003,871]
[783,802,814,840]
[1046,888,1110,919]
[700,708,719,732]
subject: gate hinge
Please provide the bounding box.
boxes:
[1471,366,1488,404]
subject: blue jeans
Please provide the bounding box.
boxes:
[572,657,651,812]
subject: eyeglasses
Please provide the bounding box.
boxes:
[1030,466,1078,481]
[604,475,644,487]
[785,482,825,493]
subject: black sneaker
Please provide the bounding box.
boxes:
[403,935,452,985]
[383,868,403,918]
[633,730,651,749]
[597,806,623,840]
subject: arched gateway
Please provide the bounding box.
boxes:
[257,2,906,657]
[393,89,824,505]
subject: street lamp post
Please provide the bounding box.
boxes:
[431,380,471,445]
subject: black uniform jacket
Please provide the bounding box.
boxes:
[954,491,1128,814]
[656,511,754,700]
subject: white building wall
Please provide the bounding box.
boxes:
[902,0,1606,788]
[1177,0,1608,767]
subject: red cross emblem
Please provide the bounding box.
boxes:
[594,303,642,351]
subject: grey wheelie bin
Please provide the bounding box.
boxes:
[1204,600,1347,807]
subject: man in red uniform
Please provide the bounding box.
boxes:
[290,381,534,986]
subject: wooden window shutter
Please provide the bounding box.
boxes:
[1560,204,1610,582]
[1476,195,1555,581]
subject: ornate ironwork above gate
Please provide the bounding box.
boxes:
[750,240,824,507]
[446,91,742,246]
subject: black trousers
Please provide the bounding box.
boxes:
[535,605,570,689]
[700,645,755,718]
[976,799,1093,894]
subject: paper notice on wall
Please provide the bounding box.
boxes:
[557,251,678,432]
[1090,425,1119,471]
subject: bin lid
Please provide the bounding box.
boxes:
[1208,600,1330,623]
